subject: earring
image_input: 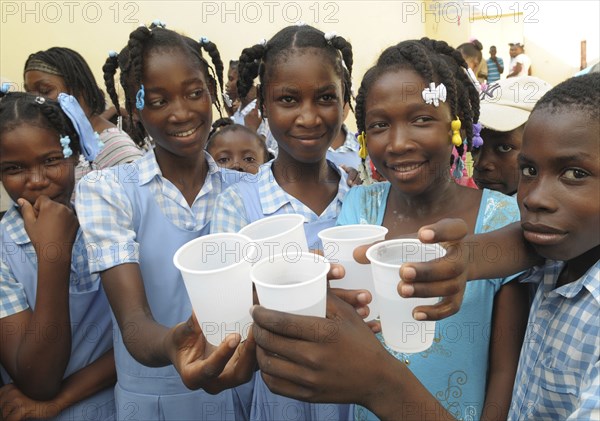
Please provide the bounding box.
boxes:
[136,84,145,110]
[60,135,73,158]
[358,132,368,159]
[451,116,462,146]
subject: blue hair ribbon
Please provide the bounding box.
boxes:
[57,93,103,162]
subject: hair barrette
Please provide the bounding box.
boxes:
[0,82,10,94]
[108,50,118,58]
[136,84,145,110]
[200,36,210,44]
[60,135,73,158]
[422,82,447,107]
[258,38,267,47]
[295,21,306,26]
[35,96,45,104]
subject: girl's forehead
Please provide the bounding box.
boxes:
[268,48,341,80]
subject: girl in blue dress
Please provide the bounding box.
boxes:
[210,24,355,420]
[76,23,255,420]
[0,91,115,420]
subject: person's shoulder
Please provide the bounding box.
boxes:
[344,182,389,203]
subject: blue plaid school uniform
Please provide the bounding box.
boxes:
[509,260,600,420]
[1,204,115,420]
[75,151,251,420]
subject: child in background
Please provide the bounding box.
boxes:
[77,23,254,420]
[223,59,240,116]
[326,102,361,169]
[473,76,551,196]
[0,91,115,420]
[249,73,600,420]
[336,38,529,420]
[211,23,355,421]
[23,47,144,183]
[206,118,270,174]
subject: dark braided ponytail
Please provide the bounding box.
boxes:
[105,23,225,146]
[355,37,480,158]
[0,92,81,156]
[237,25,354,114]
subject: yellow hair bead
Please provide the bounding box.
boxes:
[358,132,368,159]
[451,117,462,146]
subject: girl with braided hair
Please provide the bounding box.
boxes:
[23,47,143,185]
[76,23,255,420]
[211,23,355,421]
[0,91,115,420]
[332,38,529,420]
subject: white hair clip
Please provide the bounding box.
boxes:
[200,37,210,44]
[324,31,337,44]
[295,21,306,26]
[422,82,447,107]
[108,50,118,58]
[258,38,267,47]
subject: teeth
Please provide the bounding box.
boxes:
[391,163,422,172]
[172,127,197,137]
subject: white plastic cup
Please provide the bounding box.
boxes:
[239,214,309,263]
[366,239,446,353]
[173,233,255,346]
[251,252,330,317]
[318,224,388,321]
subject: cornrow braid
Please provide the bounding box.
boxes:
[24,47,106,116]
[208,116,233,139]
[0,92,81,156]
[107,23,225,147]
[237,25,354,114]
[355,37,480,157]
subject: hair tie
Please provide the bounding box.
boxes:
[60,135,73,158]
[472,122,483,148]
[0,82,10,94]
[136,84,145,110]
[258,38,267,47]
[108,50,118,58]
[324,31,337,45]
[357,132,368,159]
[200,36,210,44]
[151,19,166,28]
[35,96,45,104]
[451,116,462,146]
[57,93,102,162]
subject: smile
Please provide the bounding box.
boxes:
[387,162,425,172]
[170,126,199,137]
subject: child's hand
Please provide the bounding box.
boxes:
[166,313,256,394]
[340,165,363,186]
[398,218,470,321]
[351,218,470,322]
[244,106,262,132]
[18,196,79,262]
[251,291,393,405]
[0,383,62,421]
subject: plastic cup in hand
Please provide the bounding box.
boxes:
[251,252,330,317]
[173,233,255,346]
[239,214,308,263]
[366,239,446,353]
[318,224,388,321]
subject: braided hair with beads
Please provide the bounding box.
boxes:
[102,23,225,147]
[355,38,480,165]
[236,24,354,116]
[0,91,82,157]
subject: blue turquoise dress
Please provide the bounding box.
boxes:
[337,183,521,421]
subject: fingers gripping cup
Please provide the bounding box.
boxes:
[251,252,330,317]
[318,224,388,321]
[239,214,309,263]
[173,233,255,346]
[366,239,446,353]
